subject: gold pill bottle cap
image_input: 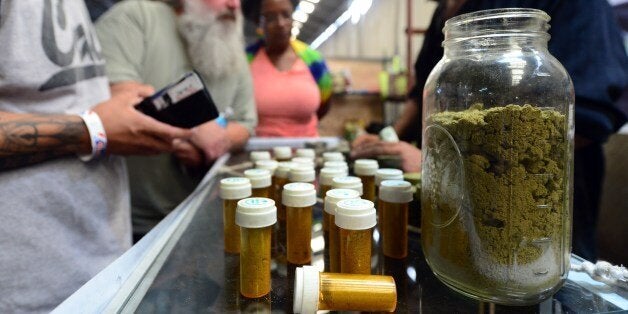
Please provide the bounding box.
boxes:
[236,197,277,228]
[250,150,271,162]
[324,189,360,215]
[319,167,348,186]
[273,146,293,159]
[220,177,252,200]
[244,168,272,188]
[335,199,377,230]
[282,182,317,207]
[375,168,404,186]
[354,159,379,176]
[331,176,363,196]
[379,180,414,203]
[293,266,320,314]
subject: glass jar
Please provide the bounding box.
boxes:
[421,8,574,305]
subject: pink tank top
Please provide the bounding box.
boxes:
[251,49,321,137]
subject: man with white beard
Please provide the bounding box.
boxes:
[96,0,257,240]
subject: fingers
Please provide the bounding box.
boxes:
[351,142,400,158]
[351,134,379,148]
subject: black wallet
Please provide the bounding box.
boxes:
[135,71,219,128]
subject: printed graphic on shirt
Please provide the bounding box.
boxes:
[39,0,105,91]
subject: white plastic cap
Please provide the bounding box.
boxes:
[375,168,404,186]
[250,150,271,162]
[319,167,348,186]
[324,188,360,215]
[322,151,345,162]
[324,161,349,172]
[379,126,399,143]
[335,199,377,230]
[289,165,316,183]
[379,180,413,203]
[282,182,317,207]
[275,162,295,179]
[296,148,316,158]
[273,146,293,160]
[255,159,278,175]
[291,157,315,168]
[354,159,379,176]
[220,177,252,200]
[236,197,277,228]
[331,176,363,196]
[293,266,320,314]
[244,168,272,188]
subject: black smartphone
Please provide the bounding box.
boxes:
[135,71,219,128]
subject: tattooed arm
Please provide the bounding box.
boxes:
[0,82,193,171]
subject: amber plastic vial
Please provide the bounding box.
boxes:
[379,180,413,259]
[324,189,360,272]
[293,266,397,313]
[220,177,252,254]
[255,160,279,201]
[318,167,348,209]
[375,169,404,234]
[283,182,317,264]
[274,162,294,221]
[244,168,272,198]
[295,148,316,159]
[336,199,377,274]
[273,146,293,162]
[331,176,363,197]
[236,197,277,298]
[322,151,345,162]
[354,159,379,203]
[250,150,271,163]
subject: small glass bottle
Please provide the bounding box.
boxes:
[255,160,279,202]
[250,150,271,163]
[236,197,277,298]
[296,148,316,159]
[273,146,292,162]
[324,160,349,173]
[323,151,345,162]
[379,180,413,259]
[324,189,360,273]
[293,266,397,313]
[336,199,376,274]
[220,177,252,254]
[244,169,272,198]
[283,182,317,265]
[375,168,404,234]
[354,159,379,203]
[331,176,363,197]
[318,167,348,199]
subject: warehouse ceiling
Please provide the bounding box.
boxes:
[242,0,351,45]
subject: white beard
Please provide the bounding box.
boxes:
[177,0,245,82]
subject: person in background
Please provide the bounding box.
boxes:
[85,0,118,21]
[0,1,192,312]
[96,0,257,241]
[352,0,628,262]
[246,0,333,137]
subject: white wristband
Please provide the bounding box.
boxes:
[78,110,107,162]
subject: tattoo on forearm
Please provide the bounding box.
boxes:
[0,116,86,170]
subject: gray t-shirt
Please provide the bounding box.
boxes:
[95,0,257,233]
[0,1,131,312]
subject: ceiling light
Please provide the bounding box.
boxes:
[298,1,316,14]
[292,10,309,23]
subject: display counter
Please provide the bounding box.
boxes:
[55,138,628,313]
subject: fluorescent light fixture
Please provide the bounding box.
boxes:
[298,1,316,14]
[310,0,373,49]
[292,10,309,23]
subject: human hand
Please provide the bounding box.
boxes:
[351,140,422,172]
[93,82,192,155]
[351,133,380,148]
[173,139,206,169]
[190,120,231,162]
